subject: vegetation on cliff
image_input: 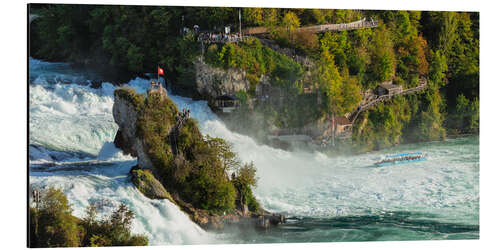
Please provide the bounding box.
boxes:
[212,10,477,150]
[29,187,148,247]
[114,88,260,213]
[205,37,304,93]
[30,5,479,150]
[200,10,477,150]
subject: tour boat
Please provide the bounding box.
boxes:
[375,152,426,167]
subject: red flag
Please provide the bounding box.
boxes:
[158,66,164,76]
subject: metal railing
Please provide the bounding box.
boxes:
[349,78,428,123]
[198,33,247,44]
[243,18,379,35]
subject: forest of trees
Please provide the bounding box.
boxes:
[29,5,479,151]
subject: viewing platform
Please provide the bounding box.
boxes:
[198,32,247,44]
[147,81,167,97]
[211,94,241,113]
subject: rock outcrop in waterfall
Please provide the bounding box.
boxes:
[112,87,284,230]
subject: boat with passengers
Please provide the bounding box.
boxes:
[375,152,426,167]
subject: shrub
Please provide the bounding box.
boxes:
[231,162,260,212]
[187,163,237,212]
[81,203,149,246]
[29,187,81,248]
[292,30,319,55]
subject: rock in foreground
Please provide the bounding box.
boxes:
[130,166,174,202]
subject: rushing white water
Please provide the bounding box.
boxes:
[29,58,479,244]
[174,96,479,226]
[29,58,213,245]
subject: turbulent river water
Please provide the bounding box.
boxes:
[28,58,479,245]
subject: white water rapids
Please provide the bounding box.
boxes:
[28,58,479,244]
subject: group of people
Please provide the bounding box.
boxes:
[182,23,244,44]
[171,108,191,154]
[198,32,244,43]
[148,80,167,97]
[150,80,162,89]
[378,154,423,164]
[183,24,200,35]
[361,17,377,26]
[176,108,191,123]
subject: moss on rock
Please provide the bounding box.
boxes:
[130,168,174,203]
[114,87,146,113]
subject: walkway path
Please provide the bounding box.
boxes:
[243,18,378,36]
[348,78,428,123]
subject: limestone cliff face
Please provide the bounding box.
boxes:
[194,57,249,99]
[112,91,155,171]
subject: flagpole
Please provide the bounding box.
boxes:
[332,114,335,147]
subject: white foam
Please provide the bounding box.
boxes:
[29,83,117,156]
[29,58,214,245]
[170,92,479,225]
[29,57,479,245]
[97,141,135,161]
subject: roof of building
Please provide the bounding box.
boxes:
[378,83,402,90]
[335,116,352,126]
[215,94,239,101]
